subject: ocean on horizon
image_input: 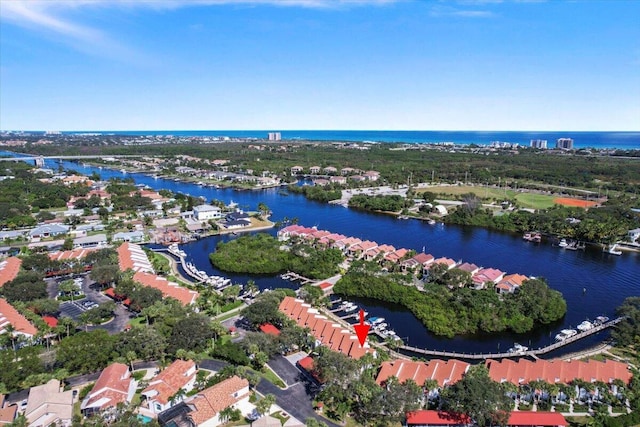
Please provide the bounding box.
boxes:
[60,130,640,150]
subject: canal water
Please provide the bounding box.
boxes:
[9,154,640,357]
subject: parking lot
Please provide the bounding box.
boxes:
[59,299,100,320]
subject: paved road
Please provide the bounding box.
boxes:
[267,355,304,387]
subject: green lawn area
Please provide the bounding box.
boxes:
[259,367,286,389]
[514,192,557,209]
[417,185,556,209]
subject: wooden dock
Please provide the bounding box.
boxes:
[280,271,314,284]
[398,317,625,360]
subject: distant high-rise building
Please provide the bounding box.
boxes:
[268,132,281,141]
[556,138,574,150]
[530,139,548,149]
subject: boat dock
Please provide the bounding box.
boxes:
[398,317,625,360]
[280,271,314,284]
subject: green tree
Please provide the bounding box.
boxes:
[62,237,74,251]
[256,393,276,416]
[441,365,512,427]
[168,314,214,355]
[1,272,47,303]
[56,330,115,373]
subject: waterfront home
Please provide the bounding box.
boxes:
[333,237,362,254]
[317,233,347,247]
[628,227,640,243]
[309,229,331,241]
[384,248,409,264]
[456,262,480,276]
[61,175,90,186]
[349,175,367,183]
[117,242,154,273]
[376,359,470,389]
[158,376,251,427]
[405,411,567,427]
[142,359,197,414]
[24,380,74,427]
[309,166,321,174]
[193,204,222,221]
[401,252,435,272]
[347,240,378,258]
[132,271,199,306]
[429,257,457,271]
[471,268,505,289]
[81,363,137,416]
[290,166,304,175]
[496,273,529,294]
[0,257,21,288]
[113,231,145,243]
[485,358,632,386]
[313,178,330,186]
[0,297,38,339]
[364,244,396,261]
[29,223,70,240]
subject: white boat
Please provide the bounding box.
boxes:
[371,317,385,325]
[594,316,609,325]
[508,343,529,354]
[343,305,358,313]
[558,238,568,248]
[577,320,594,332]
[605,244,622,255]
[555,329,578,342]
[376,323,388,330]
[168,244,187,258]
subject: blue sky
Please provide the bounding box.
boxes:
[1,0,638,131]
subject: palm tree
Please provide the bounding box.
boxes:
[169,388,187,406]
[126,351,137,372]
[219,406,235,423]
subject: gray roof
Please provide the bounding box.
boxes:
[73,234,107,245]
[29,224,70,237]
[113,231,144,240]
[194,204,221,212]
[0,230,27,239]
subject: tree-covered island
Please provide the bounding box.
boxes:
[208,233,566,337]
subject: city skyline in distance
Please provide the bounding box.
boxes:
[1,0,639,132]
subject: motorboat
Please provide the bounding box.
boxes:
[555,329,578,341]
[577,320,594,332]
[558,238,568,248]
[508,343,529,354]
[594,316,609,325]
[605,244,622,255]
[370,317,385,325]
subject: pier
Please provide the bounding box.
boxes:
[280,271,314,284]
[398,317,625,360]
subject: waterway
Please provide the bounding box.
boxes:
[6,153,640,357]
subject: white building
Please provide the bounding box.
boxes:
[193,204,222,221]
[530,139,548,149]
[556,138,574,150]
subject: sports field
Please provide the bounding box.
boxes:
[553,197,599,208]
[417,185,558,209]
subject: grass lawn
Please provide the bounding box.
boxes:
[215,307,245,322]
[271,411,291,426]
[417,185,556,209]
[514,192,557,209]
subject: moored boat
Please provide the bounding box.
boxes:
[508,343,529,354]
[577,320,594,332]
[555,329,578,342]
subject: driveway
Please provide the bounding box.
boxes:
[256,380,338,427]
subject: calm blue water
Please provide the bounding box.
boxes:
[58,130,640,150]
[4,152,639,356]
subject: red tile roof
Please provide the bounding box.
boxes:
[260,323,281,336]
[83,363,133,411]
[142,359,196,405]
[406,410,472,426]
[188,376,249,425]
[486,358,632,385]
[318,282,334,290]
[49,248,96,262]
[0,257,21,288]
[0,298,37,337]
[278,296,375,359]
[132,271,199,306]
[507,412,567,427]
[376,359,470,388]
[42,315,58,327]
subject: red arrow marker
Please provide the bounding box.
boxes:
[353,309,370,347]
